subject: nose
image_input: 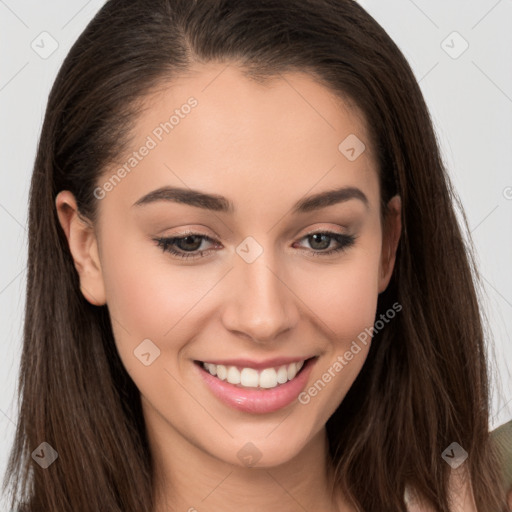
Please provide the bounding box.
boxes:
[220,249,300,344]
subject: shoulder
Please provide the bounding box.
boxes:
[404,420,512,512]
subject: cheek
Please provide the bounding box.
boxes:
[295,253,381,422]
[99,230,203,379]
[298,250,381,343]
[100,229,206,335]
[294,242,381,407]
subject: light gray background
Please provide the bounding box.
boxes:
[1,0,511,505]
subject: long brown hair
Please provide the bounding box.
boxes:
[2,0,508,510]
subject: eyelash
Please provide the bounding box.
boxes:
[153,231,356,260]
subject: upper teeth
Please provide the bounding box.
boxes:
[202,360,305,389]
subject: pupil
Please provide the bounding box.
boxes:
[311,234,329,250]
[181,235,201,251]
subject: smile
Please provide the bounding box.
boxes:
[193,357,318,414]
[200,360,306,389]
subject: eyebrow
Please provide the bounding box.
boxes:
[132,185,369,214]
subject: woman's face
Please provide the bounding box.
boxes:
[57,62,401,468]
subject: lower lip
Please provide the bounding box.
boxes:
[194,357,317,414]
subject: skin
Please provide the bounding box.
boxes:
[55,62,471,511]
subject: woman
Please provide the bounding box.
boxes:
[2,0,511,510]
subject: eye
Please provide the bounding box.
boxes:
[153,233,217,260]
[293,231,356,257]
[152,230,356,260]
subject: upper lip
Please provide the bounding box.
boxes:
[197,355,316,370]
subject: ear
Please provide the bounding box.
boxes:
[378,194,402,293]
[55,191,106,306]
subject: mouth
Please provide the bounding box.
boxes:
[193,356,318,414]
[194,358,310,389]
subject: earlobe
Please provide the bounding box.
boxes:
[378,194,402,293]
[55,191,106,306]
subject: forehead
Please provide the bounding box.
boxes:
[139,62,374,160]
[99,62,378,216]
